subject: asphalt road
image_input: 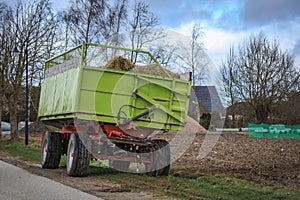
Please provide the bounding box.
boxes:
[0,160,102,200]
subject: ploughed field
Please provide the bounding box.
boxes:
[159,130,300,190]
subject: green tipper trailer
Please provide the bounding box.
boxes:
[39,43,191,177]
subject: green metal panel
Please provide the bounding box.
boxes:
[248,123,300,139]
[38,67,80,118]
[38,43,191,131]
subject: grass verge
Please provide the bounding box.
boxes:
[0,137,41,162]
[0,137,299,199]
[89,165,300,200]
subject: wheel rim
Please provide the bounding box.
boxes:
[42,139,48,163]
[67,140,75,171]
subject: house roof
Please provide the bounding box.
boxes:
[192,86,225,114]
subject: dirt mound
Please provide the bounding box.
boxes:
[132,64,180,78]
[104,56,179,78]
[18,121,59,137]
[105,56,136,71]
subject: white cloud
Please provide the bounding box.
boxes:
[173,22,195,36]
[203,28,247,66]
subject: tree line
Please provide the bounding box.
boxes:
[1,0,299,141]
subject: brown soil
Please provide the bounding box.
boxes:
[153,117,300,190]
[18,121,60,137]
[105,56,136,71]
[132,64,180,78]
[104,56,179,78]
[170,132,300,190]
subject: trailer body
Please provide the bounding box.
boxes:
[38,43,191,131]
[39,43,191,176]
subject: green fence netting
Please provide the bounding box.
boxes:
[248,123,300,139]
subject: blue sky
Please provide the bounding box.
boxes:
[6,0,300,69]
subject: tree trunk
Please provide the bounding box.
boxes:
[0,98,2,137]
[255,104,269,124]
[8,101,18,141]
[0,74,4,137]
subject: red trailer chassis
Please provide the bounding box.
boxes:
[41,120,170,177]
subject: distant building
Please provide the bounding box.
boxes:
[190,87,247,128]
[226,102,251,120]
[188,86,225,129]
[191,86,225,115]
[225,102,251,127]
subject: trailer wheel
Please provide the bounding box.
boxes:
[67,133,91,177]
[147,139,170,176]
[41,131,62,169]
[155,140,170,176]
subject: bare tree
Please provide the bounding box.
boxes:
[0,2,19,140]
[129,0,166,63]
[0,2,13,136]
[178,23,208,85]
[61,0,107,46]
[221,32,300,123]
[103,0,128,46]
[148,44,179,68]
[219,47,238,118]
[61,0,129,49]
[0,0,58,141]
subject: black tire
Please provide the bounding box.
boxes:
[155,140,170,176]
[41,131,62,169]
[147,139,170,176]
[111,160,130,172]
[67,133,91,177]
